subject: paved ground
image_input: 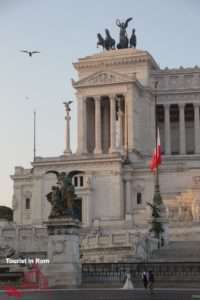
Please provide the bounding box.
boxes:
[0,289,200,300]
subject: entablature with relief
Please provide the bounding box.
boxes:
[157,93,200,106]
[151,67,200,91]
[73,49,159,72]
[72,70,139,89]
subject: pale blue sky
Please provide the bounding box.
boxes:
[0,0,199,207]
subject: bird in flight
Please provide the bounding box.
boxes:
[20,50,40,57]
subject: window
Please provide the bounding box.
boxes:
[137,192,142,205]
[73,175,84,187]
[25,198,30,210]
[80,176,84,187]
[74,176,78,187]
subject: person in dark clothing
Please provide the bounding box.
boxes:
[142,271,148,289]
[148,270,155,294]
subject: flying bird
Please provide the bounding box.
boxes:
[20,50,40,57]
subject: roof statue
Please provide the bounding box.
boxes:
[96,17,137,51]
[97,29,115,50]
[46,170,83,219]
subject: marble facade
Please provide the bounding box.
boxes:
[10,48,200,262]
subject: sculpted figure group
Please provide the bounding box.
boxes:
[97,17,136,51]
[46,170,82,219]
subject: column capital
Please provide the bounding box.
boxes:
[94,95,101,101]
[179,102,186,109]
[82,96,88,102]
[194,102,200,108]
[164,103,170,109]
[123,174,133,182]
[109,94,116,100]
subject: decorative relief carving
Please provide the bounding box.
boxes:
[73,71,134,88]
[165,190,200,223]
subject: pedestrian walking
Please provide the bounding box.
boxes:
[142,271,148,289]
[148,270,155,294]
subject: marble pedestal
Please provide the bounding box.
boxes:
[45,217,81,288]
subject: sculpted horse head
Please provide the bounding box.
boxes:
[97,33,105,49]
[105,29,115,50]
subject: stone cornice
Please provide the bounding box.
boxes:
[72,70,140,89]
[73,49,159,71]
[152,66,200,76]
[155,88,200,96]
[32,153,123,168]
[11,174,33,181]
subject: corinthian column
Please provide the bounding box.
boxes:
[109,94,117,153]
[118,110,124,151]
[164,104,171,155]
[76,96,87,154]
[194,103,200,154]
[179,103,186,155]
[63,101,72,155]
[94,96,102,154]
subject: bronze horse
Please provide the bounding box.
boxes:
[97,29,115,50]
[105,29,115,50]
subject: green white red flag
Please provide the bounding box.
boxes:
[150,128,162,172]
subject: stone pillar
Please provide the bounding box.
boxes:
[164,103,171,155]
[194,103,200,154]
[82,192,92,227]
[94,96,102,154]
[126,86,135,151]
[109,95,117,153]
[118,110,124,152]
[63,103,72,155]
[179,103,186,155]
[45,218,81,288]
[125,177,132,220]
[76,96,87,154]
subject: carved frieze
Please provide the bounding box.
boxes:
[72,70,135,88]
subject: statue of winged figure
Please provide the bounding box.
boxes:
[63,101,73,112]
[46,170,83,219]
[116,17,133,49]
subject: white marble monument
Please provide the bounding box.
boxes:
[10,47,200,262]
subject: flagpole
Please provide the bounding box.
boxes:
[152,81,164,245]
[154,81,159,190]
[33,110,36,161]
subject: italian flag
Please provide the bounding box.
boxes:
[150,128,162,172]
